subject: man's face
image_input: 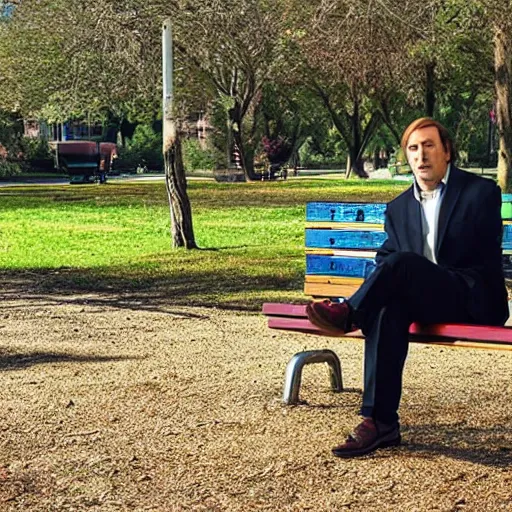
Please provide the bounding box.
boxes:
[406,125,450,190]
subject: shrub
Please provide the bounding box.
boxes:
[0,138,22,177]
[261,136,291,165]
[116,124,164,172]
[21,138,55,171]
[298,137,343,168]
[0,160,22,177]
[182,138,218,172]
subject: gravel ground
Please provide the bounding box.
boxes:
[1,285,511,511]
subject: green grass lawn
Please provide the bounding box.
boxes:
[0,179,409,310]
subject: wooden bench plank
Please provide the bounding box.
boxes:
[262,303,307,316]
[503,224,512,251]
[305,222,385,230]
[305,229,387,250]
[306,254,376,278]
[304,282,361,297]
[306,249,378,258]
[305,275,364,285]
[263,303,512,350]
[306,202,387,223]
[305,223,512,250]
[267,316,512,351]
[304,276,363,298]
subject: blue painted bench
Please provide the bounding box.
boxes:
[263,196,512,404]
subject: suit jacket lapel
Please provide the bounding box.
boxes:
[436,166,464,255]
[405,187,423,254]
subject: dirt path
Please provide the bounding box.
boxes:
[1,290,511,511]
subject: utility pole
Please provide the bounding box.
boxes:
[162,19,197,249]
[162,19,174,155]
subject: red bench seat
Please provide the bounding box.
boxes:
[263,302,512,351]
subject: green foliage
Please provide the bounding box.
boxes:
[207,100,231,168]
[182,138,219,171]
[20,137,54,171]
[0,110,24,175]
[298,127,346,168]
[21,137,51,160]
[116,124,163,172]
[0,109,22,148]
[0,160,21,177]
[0,0,505,180]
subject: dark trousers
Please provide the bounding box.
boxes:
[347,252,472,424]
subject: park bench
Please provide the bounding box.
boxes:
[262,196,512,404]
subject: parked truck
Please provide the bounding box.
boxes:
[54,141,117,184]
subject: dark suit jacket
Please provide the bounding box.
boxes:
[376,166,509,326]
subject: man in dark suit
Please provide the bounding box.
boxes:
[306,117,509,458]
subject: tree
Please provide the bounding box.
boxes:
[388,0,512,189]
[283,0,421,177]
[489,2,512,191]
[0,0,205,247]
[162,20,197,248]
[0,1,158,120]
[169,0,286,180]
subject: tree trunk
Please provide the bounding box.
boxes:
[229,103,257,181]
[494,25,512,192]
[379,97,401,145]
[351,152,366,178]
[425,62,436,117]
[349,93,366,178]
[373,147,380,170]
[163,119,198,249]
[243,145,256,178]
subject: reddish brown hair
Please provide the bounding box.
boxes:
[401,117,456,162]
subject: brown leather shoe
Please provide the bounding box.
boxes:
[332,418,401,458]
[306,299,356,335]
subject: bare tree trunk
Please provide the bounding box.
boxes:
[229,103,257,181]
[351,151,366,177]
[315,85,368,178]
[425,62,436,117]
[163,120,198,249]
[379,97,401,145]
[495,25,512,192]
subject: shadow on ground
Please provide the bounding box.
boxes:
[400,422,512,468]
[0,267,304,314]
[0,351,140,371]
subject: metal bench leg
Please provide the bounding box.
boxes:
[282,349,343,405]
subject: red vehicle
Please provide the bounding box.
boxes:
[54,141,117,184]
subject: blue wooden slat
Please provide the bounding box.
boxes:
[306,254,376,278]
[306,226,511,250]
[308,198,512,223]
[306,202,386,224]
[502,224,512,250]
[305,229,387,250]
[306,202,512,250]
[306,226,511,249]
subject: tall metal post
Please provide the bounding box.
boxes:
[162,19,174,154]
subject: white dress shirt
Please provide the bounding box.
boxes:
[413,165,450,264]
